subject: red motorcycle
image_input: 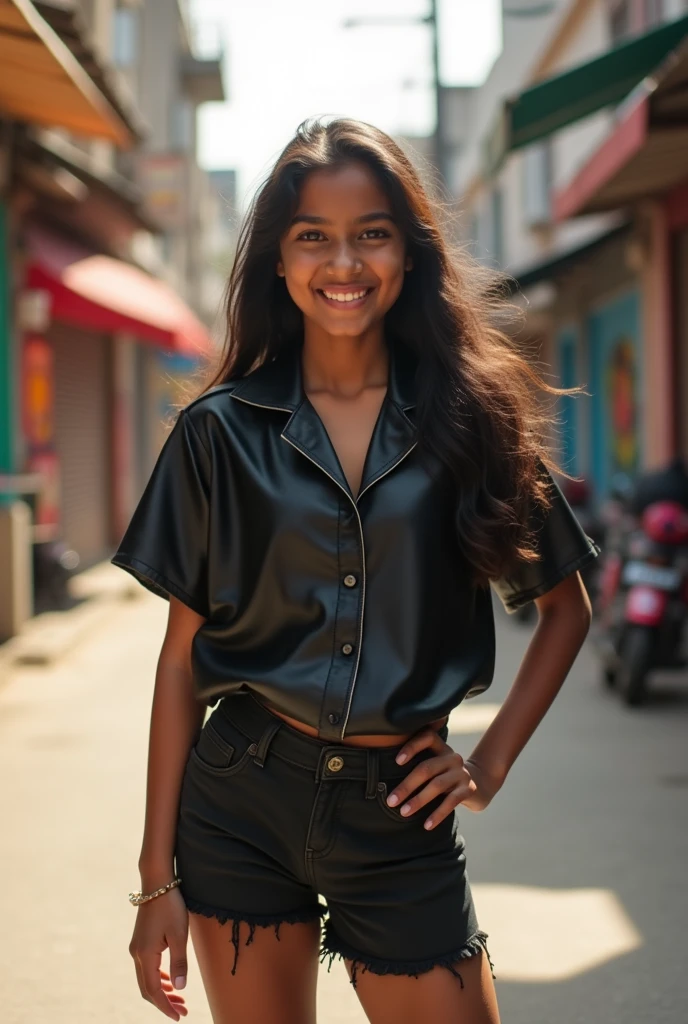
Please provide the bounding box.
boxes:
[598,500,688,705]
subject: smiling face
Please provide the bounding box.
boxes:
[277,161,411,340]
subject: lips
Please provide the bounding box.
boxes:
[316,286,374,308]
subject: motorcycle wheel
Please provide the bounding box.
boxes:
[617,625,654,707]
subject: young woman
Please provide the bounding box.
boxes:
[114,118,598,1024]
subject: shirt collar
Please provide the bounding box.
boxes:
[230,336,418,416]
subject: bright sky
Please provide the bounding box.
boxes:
[192,0,502,207]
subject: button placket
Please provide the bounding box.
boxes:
[317,500,364,741]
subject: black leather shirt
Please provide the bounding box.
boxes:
[112,338,599,740]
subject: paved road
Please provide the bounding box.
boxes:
[1,591,687,1023]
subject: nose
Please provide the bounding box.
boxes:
[325,242,363,277]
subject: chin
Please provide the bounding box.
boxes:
[314,314,379,337]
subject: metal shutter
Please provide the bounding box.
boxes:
[52,324,111,567]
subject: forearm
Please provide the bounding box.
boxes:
[468,594,591,783]
[138,658,205,888]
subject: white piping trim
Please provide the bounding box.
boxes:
[356,441,418,504]
[229,393,293,414]
[281,431,418,739]
[280,432,365,740]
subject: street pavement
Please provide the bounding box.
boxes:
[1,590,687,1023]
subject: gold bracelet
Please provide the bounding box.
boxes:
[129,877,182,906]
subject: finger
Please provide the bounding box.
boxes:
[396,727,449,766]
[387,753,456,808]
[161,980,187,1004]
[167,928,189,991]
[139,952,181,1021]
[397,773,456,817]
[423,788,467,830]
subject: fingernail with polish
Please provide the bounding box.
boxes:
[396,753,407,764]
[424,819,433,830]
[387,793,399,806]
[174,977,186,990]
[400,804,411,816]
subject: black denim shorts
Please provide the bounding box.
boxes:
[175,692,491,986]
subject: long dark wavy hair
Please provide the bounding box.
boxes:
[204,117,574,585]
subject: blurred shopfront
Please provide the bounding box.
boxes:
[0,0,218,638]
[19,224,211,566]
[491,16,688,502]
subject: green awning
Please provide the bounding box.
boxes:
[485,14,688,173]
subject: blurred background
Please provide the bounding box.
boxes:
[1,1,687,1022]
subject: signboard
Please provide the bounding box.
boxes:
[22,334,59,529]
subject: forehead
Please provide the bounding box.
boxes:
[295,162,392,215]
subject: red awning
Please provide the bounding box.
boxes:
[26,227,213,358]
[554,38,688,221]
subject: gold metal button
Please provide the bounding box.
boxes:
[327,756,344,772]
[343,575,357,588]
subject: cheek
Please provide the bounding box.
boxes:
[281,257,318,306]
[373,251,407,299]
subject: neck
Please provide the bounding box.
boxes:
[301,323,388,399]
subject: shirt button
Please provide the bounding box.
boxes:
[343,574,357,588]
[341,643,354,656]
[328,712,340,725]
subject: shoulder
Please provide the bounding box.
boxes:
[183,381,243,417]
[179,381,244,434]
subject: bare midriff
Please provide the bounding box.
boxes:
[262,700,448,748]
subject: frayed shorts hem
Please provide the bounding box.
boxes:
[184,894,327,974]
[319,922,494,990]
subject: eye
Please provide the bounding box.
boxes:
[360,228,391,240]
[296,230,325,242]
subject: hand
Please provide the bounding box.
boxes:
[129,886,189,1020]
[387,728,504,829]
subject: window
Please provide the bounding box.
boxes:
[112,7,139,67]
[522,142,552,228]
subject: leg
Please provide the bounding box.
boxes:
[349,949,500,1024]
[318,767,499,1024]
[189,914,321,1024]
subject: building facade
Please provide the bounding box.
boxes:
[449,0,688,506]
[0,0,232,637]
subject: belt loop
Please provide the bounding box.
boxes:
[365,750,379,800]
[253,719,281,768]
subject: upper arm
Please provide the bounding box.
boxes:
[534,569,592,623]
[160,594,207,673]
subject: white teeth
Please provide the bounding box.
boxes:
[322,289,369,302]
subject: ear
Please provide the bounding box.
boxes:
[405,255,413,272]
[276,261,285,277]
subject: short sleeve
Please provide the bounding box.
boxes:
[111,410,211,617]
[490,464,600,613]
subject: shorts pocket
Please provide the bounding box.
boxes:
[375,781,415,824]
[190,721,258,777]
[375,781,455,831]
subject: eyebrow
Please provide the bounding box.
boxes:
[289,211,396,227]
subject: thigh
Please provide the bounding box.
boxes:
[350,948,500,1024]
[322,781,485,973]
[176,707,320,920]
[190,914,321,1024]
